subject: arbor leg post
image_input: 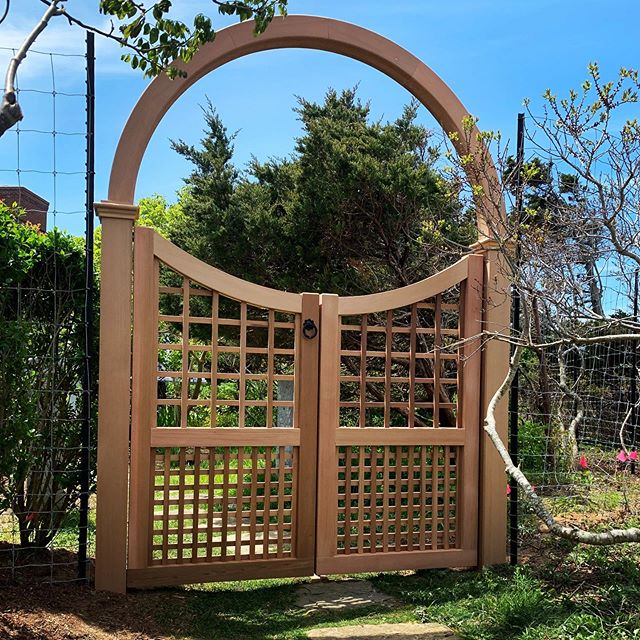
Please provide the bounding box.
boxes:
[474,239,511,566]
[94,201,139,593]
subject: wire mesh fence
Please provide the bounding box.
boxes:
[509,111,640,559]
[0,36,94,585]
[513,272,639,547]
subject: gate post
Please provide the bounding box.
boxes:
[474,239,511,566]
[94,201,139,593]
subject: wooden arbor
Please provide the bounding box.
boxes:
[95,15,510,593]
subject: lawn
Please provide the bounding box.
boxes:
[2,537,640,639]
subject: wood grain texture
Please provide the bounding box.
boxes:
[295,293,320,563]
[476,247,510,566]
[128,558,315,588]
[94,206,137,593]
[129,227,158,569]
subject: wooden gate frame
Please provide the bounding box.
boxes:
[316,255,484,574]
[95,16,510,593]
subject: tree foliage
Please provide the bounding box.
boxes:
[169,88,475,295]
[89,0,288,78]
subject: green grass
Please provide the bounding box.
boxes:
[141,541,640,640]
[370,543,640,640]
[155,577,416,640]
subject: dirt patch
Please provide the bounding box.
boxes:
[0,543,84,587]
[306,623,457,639]
[0,584,190,640]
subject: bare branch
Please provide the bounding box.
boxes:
[0,0,64,136]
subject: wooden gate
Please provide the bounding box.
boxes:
[316,254,484,573]
[123,227,483,588]
[126,228,320,588]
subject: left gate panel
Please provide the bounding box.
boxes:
[127,227,319,588]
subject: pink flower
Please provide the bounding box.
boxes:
[617,450,627,463]
[506,483,511,496]
[630,450,638,462]
[579,455,588,470]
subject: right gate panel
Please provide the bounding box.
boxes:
[316,255,484,574]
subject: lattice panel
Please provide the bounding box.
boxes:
[336,445,458,554]
[151,446,297,564]
[156,265,299,429]
[338,291,461,430]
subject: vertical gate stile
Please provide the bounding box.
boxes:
[129,226,158,571]
[296,293,321,566]
[316,294,340,570]
[459,254,484,556]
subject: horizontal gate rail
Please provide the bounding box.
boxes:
[153,233,302,313]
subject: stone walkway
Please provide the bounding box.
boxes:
[294,580,397,615]
[307,623,458,639]
[295,580,459,639]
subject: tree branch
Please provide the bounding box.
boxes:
[0,0,64,135]
[485,339,640,545]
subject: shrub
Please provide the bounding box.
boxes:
[0,203,97,548]
[518,419,548,475]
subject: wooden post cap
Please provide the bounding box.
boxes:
[470,238,516,254]
[95,201,140,221]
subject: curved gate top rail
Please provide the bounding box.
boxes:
[106,14,505,239]
[154,232,302,313]
[154,230,472,315]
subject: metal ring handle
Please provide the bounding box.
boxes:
[302,318,318,340]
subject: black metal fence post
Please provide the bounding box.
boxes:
[509,112,525,566]
[631,269,639,446]
[78,31,95,582]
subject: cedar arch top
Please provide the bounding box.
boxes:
[107,15,504,238]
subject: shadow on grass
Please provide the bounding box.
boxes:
[166,580,414,640]
[3,542,640,640]
[1,577,414,640]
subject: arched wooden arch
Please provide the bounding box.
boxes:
[95,16,511,594]
[106,14,505,239]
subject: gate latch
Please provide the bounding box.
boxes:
[302,318,318,340]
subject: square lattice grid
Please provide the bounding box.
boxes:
[336,445,458,554]
[151,446,297,564]
[338,291,461,429]
[156,267,299,429]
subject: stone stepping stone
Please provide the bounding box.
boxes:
[307,623,458,639]
[294,580,397,615]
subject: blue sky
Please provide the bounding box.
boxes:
[0,0,638,236]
